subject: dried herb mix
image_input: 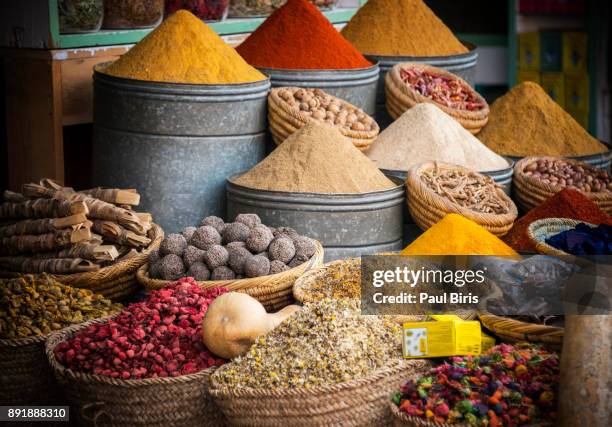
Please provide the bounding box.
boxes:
[0,275,121,339]
[211,299,402,389]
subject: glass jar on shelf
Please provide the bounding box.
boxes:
[165,0,229,22]
[103,0,165,29]
[58,0,104,34]
[307,0,338,10]
[229,0,286,18]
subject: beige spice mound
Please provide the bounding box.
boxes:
[233,121,396,194]
[478,82,607,157]
[367,104,509,172]
[341,0,468,57]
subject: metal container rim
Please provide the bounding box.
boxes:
[93,62,271,94]
[227,173,405,204]
[379,156,515,178]
[363,41,478,62]
[256,62,380,76]
[504,142,612,164]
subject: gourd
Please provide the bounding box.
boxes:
[201,292,301,359]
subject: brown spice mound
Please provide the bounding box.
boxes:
[478,82,607,157]
[233,122,395,194]
[341,0,468,56]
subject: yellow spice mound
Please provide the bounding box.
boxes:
[401,214,518,256]
[101,10,265,84]
[478,82,607,157]
[341,0,468,56]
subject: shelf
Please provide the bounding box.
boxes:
[54,8,359,49]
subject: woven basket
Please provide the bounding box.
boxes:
[384,63,489,134]
[0,223,164,301]
[209,359,430,427]
[478,312,563,350]
[406,162,518,236]
[0,334,64,406]
[267,87,379,151]
[513,157,612,214]
[137,241,324,311]
[527,218,598,258]
[389,401,470,427]
[45,317,225,427]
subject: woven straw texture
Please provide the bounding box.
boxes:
[390,401,470,427]
[479,312,563,349]
[45,317,225,427]
[406,162,518,236]
[209,359,430,427]
[0,333,65,406]
[513,157,612,214]
[527,217,597,258]
[137,241,324,311]
[267,87,379,151]
[384,63,489,134]
[0,224,164,301]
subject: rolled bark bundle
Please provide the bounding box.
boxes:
[22,183,144,234]
[0,228,92,255]
[81,188,140,206]
[0,257,100,274]
[3,190,26,203]
[91,220,151,248]
[32,244,119,262]
[0,214,88,237]
[0,199,88,220]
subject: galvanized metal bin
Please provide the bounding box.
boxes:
[226,175,405,261]
[92,68,270,233]
[365,42,478,128]
[257,64,380,115]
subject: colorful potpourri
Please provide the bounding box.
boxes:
[392,343,559,426]
[399,67,486,111]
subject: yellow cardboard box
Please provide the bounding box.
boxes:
[403,319,481,358]
[517,70,541,85]
[563,32,588,74]
[565,73,589,112]
[541,72,565,108]
[518,32,540,71]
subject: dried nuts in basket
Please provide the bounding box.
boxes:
[523,158,612,193]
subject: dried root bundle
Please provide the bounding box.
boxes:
[32,244,119,262]
[81,187,140,206]
[92,220,151,248]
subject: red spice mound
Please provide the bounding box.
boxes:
[503,188,612,252]
[236,0,372,70]
[54,278,227,380]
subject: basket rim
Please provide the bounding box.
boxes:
[389,401,471,427]
[387,62,489,118]
[44,315,219,387]
[209,359,429,398]
[527,218,598,259]
[407,162,518,224]
[137,240,324,291]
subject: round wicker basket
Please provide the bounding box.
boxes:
[267,87,379,151]
[406,162,518,236]
[45,317,225,427]
[513,157,612,214]
[209,359,430,427]
[527,218,598,258]
[137,241,324,311]
[384,62,489,134]
[0,224,164,301]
